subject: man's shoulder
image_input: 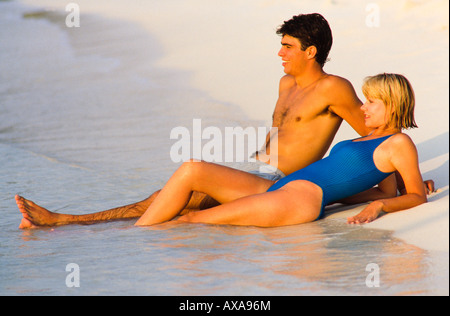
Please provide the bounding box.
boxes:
[279,74,358,100]
[316,74,360,107]
[279,75,296,90]
[317,74,354,92]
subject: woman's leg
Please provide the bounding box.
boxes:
[178,180,323,227]
[135,160,276,226]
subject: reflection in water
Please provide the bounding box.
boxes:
[5,197,434,296]
[135,219,430,296]
[265,220,427,295]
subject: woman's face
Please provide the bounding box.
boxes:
[361,98,389,129]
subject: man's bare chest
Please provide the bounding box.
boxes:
[273,91,327,126]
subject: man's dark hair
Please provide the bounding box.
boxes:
[276,13,333,68]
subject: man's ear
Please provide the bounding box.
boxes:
[306,46,318,60]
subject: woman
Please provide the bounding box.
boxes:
[135,73,427,227]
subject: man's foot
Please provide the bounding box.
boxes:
[15,195,60,229]
[19,217,37,229]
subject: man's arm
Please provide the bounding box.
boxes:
[326,76,371,136]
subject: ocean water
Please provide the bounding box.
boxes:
[0,1,446,296]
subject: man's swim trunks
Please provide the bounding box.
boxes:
[227,160,286,182]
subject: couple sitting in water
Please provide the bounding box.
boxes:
[16,14,432,229]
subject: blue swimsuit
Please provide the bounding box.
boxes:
[267,135,395,219]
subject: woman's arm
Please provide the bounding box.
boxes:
[396,171,436,195]
[348,135,427,224]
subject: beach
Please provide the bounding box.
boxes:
[0,0,448,295]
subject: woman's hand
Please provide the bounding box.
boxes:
[347,200,384,224]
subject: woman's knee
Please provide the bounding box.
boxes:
[147,190,161,203]
[178,159,207,180]
[181,159,204,169]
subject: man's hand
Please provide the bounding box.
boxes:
[424,180,435,195]
[347,201,384,224]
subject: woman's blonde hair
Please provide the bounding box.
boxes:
[362,73,418,130]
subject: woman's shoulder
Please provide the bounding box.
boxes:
[389,133,414,143]
[387,133,418,154]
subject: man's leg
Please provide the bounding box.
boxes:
[16,190,219,228]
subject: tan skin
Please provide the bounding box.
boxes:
[15,35,433,228]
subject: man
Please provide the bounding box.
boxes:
[15,13,432,228]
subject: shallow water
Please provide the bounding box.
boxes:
[0,1,446,295]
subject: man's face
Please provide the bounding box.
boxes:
[278,35,307,76]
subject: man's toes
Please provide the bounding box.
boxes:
[19,218,36,229]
